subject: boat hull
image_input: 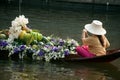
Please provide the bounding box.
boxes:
[0,49,120,62]
[63,49,120,62]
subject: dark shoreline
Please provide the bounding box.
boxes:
[0,0,120,12]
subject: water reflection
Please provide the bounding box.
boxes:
[54,62,120,80]
[0,61,120,80]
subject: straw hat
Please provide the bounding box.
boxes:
[84,20,106,35]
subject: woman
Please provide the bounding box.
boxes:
[76,20,110,57]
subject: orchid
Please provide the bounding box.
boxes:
[34,36,79,61]
[8,44,27,59]
[0,40,8,50]
[0,35,79,61]
[0,40,13,52]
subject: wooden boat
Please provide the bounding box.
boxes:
[63,49,120,62]
[0,49,120,62]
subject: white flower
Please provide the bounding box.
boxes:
[11,20,20,27]
[14,15,29,26]
[7,15,29,42]
[71,39,79,46]
[8,26,22,42]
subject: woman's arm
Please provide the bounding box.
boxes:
[101,35,110,48]
[81,29,88,39]
[81,29,89,45]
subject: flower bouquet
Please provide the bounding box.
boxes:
[0,15,79,62]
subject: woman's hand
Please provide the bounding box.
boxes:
[83,29,87,33]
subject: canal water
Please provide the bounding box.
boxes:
[0,3,120,80]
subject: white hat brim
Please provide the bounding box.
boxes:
[84,24,106,35]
